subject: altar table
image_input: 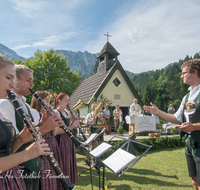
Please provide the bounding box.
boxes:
[125,115,160,133]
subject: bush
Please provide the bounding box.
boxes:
[102,136,186,157]
[117,121,126,135]
[133,136,186,154]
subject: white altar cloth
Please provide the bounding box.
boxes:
[125,116,160,132]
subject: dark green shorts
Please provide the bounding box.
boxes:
[185,136,200,186]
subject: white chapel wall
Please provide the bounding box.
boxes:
[98,70,135,107]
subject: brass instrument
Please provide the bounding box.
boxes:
[93,99,106,117]
[69,99,87,141]
[93,99,106,128]
[72,99,86,113]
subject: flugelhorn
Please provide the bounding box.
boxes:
[72,99,86,113]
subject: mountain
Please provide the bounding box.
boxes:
[164,62,174,69]
[0,43,26,62]
[56,50,99,75]
[0,43,99,75]
[125,70,135,78]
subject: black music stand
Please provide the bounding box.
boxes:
[89,135,152,189]
[79,127,106,190]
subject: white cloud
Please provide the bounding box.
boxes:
[8,0,88,40]
[85,0,200,73]
[9,0,50,18]
[9,0,87,18]
[13,32,77,50]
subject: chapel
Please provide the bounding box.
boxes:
[70,41,143,130]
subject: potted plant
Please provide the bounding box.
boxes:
[148,132,155,137]
[117,121,126,135]
[154,132,161,137]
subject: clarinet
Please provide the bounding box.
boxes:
[29,89,89,156]
[67,105,87,142]
[7,91,75,190]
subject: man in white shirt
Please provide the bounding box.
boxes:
[144,59,200,190]
[85,102,104,146]
[85,102,104,166]
[128,99,142,135]
[129,98,142,116]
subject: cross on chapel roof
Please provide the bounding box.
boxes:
[104,32,111,42]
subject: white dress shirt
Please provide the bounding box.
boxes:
[174,84,200,122]
[0,94,40,134]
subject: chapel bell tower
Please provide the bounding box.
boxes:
[97,33,120,75]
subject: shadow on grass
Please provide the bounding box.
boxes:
[75,147,190,189]
[147,145,185,154]
[117,173,191,188]
[106,184,131,190]
[130,168,178,179]
[76,164,191,189]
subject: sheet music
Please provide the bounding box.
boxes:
[90,142,113,158]
[166,124,182,129]
[102,148,137,174]
[83,128,106,145]
[83,133,98,145]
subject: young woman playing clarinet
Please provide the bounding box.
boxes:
[30,91,63,190]
[0,54,52,190]
[54,93,79,184]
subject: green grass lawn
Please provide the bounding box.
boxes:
[74,146,193,190]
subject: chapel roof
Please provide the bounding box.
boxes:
[70,60,143,107]
[97,42,120,59]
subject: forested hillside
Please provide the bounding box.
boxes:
[1,42,200,112]
[129,53,200,112]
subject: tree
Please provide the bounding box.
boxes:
[194,52,200,59]
[142,82,152,106]
[22,49,82,102]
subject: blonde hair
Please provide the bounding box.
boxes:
[0,54,14,70]
[15,64,33,79]
[30,91,49,112]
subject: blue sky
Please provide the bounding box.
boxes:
[1,0,200,73]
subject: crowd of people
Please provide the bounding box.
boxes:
[0,55,78,190]
[1,53,200,190]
